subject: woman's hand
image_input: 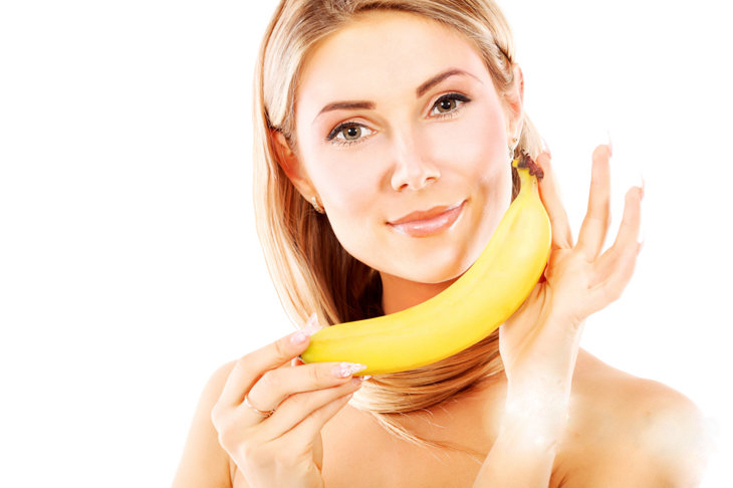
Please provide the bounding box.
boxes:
[501,143,643,400]
[474,145,643,487]
[211,315,366,488]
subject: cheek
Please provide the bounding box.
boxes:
[315,165,383,270]
[304,151,384,261]
[422,105,508,177]
[310,156,378,213]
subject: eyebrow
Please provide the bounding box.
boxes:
[317,101,376,118]
[416,69,478,97]
[314,69,480,121]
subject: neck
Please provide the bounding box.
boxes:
[380,272,458,315]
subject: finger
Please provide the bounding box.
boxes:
[260,378,363,438]
[611,185,644,251]
[535,152,573,249]
[589,185,643,288]
[218,315,322,408]
[587,236,642,312]
[245,361,367,415]
[576,145,612,260]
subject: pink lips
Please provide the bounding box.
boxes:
[388,201,466,237]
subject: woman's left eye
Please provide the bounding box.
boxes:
[429,93,470,117]
[326,122,376,146]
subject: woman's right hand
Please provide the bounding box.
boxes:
[211,315,367,488]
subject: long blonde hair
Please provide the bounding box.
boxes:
[253,0,542,450]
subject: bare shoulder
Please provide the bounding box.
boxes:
[558,350,712,487]
[171,361,237,488]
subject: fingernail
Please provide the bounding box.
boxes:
[606,128,613,157]
[350,374,371,385]
[334,362,368,378]
[639,174,645,200]
[291,314,322,345]
[291,330,309,344]
[302,313,322,336]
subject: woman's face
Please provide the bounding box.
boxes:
[284,11,521,285]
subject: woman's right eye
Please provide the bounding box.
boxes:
[326,122,375,146]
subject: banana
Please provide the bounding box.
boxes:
[300,155,552,375]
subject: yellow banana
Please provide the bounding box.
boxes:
[300,155,552,375]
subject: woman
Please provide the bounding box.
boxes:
[173,1,710,486]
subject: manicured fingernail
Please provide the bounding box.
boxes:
[291,313,322,344]
[351,374,371,385]
[291,330,309,344]
[302,313,322,336]
[639,175,645,200]
[291,314,320,345]
[334,362,368,378]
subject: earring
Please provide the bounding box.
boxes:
[311,196,325,214]
[508,136,519,161]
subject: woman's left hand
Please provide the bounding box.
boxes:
[500,143,644,389]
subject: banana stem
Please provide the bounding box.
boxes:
[513,153,544,181]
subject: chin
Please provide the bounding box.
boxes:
[388,248,475,285]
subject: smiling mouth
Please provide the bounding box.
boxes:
[387,201,466,237]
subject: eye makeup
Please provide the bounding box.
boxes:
[324,91,472,147]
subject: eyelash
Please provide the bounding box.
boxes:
[429,92,471,119]
[326,93,471,147]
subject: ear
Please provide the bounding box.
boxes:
[270,130,317,198]
[504,64,525,141]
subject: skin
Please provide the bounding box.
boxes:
[286,12,515,307]
[172,10,711,488]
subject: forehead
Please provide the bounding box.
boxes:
[296,11,488,107]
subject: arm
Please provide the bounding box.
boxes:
[475,360,573,485]
[475,144,642,486]
[173,317,365,488]
[474,314,581,487]
[172,362,236,488]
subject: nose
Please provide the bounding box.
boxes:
[389,131,440,192]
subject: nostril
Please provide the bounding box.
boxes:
[390,159,439,190]
[389,137,440,191]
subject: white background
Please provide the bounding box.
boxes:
[1,0,731,486]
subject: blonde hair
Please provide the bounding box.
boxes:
[253,0,542,451]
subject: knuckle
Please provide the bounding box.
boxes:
[233,355,251,374]
[217,427,234,451]
[210,403,224,427]
[244,442,276,468]
[240,440,261,462]
[273,337,292,362]
[286,391,310,411]
[215,417,238,450]
[310,364,326,384]
[258,369,279,391]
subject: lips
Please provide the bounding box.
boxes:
[388,200,466,237]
